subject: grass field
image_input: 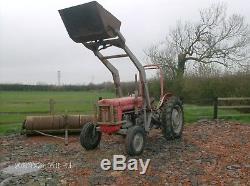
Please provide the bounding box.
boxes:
[184,104,250,123]
[0,90,114,123]
[0,91,249,135]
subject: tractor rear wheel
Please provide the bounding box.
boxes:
[161,96,184,140]
[80,122,101,150]
[125,126,145,156]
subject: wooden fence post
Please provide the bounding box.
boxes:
[64,114,69,146]
[213,97,218,119]
[49,99,55,115]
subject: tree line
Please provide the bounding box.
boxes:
[0,82,114,92]
[1,70,250,104]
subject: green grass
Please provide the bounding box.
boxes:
[184,104,250,124]
[0,91,114,113]
[0,90,114,130]
[0,123,22,136]
[0,91,249,135]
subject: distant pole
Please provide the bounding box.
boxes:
[49,99,55,115]
[57,70,61,86]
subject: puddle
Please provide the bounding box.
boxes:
[1,162,44,176]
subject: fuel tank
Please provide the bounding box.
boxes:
[98,97,143,112]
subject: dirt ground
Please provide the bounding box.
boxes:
[0,120,250,186]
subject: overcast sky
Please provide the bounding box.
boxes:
[0,0,249,85]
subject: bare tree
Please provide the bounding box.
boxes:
[147,42,178,79]
[147,3,250,79]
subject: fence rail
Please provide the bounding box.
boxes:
[1,97,250,125]
[218,97,250,101]
[213,97,250,119]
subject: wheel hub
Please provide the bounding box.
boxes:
[171,106,183,134]
[133,133,143,152]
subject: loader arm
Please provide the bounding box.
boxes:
[59,1,152,131]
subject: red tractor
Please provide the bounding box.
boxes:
[59,1,184,156]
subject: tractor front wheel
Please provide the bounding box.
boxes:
[161,96,184,140]
[125,126,145,156]
[80,122,101,150]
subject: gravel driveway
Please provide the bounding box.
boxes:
[0,120,249,185]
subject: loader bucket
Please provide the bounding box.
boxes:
[59,1,121,43]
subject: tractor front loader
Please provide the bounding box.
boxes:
[59,1,184,156]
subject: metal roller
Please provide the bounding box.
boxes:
[23,115,94,131]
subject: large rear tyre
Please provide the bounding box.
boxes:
[80,122,101,150]
[161,96,184,140]
[125,126,145,156]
